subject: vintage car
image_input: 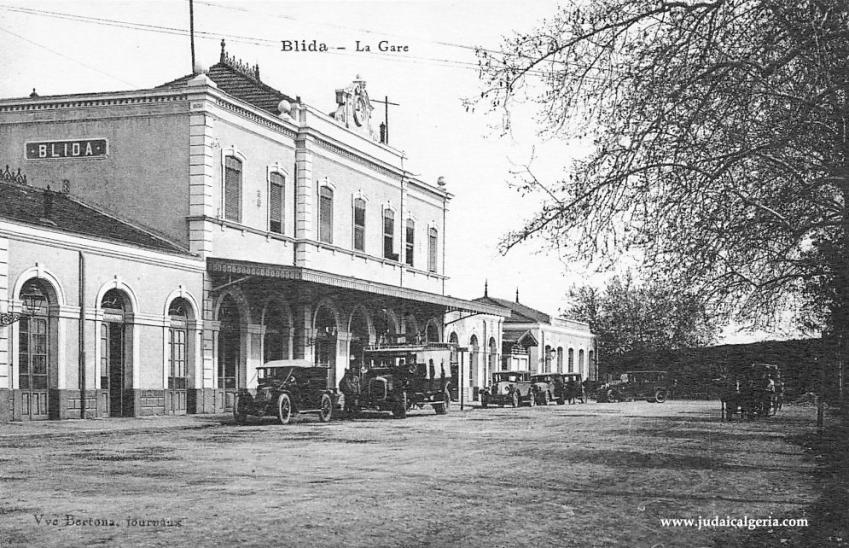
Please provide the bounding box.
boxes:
[597,370,670,403]
[530,372,585,404]
[480,370,536,408]
[356,344,453,418]
[233,360,337,425]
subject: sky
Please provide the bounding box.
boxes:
[0,0,792,343]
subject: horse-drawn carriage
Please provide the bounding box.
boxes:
[719,362,782,420]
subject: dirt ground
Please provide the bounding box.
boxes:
[0,400,833,547]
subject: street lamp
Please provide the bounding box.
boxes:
[0,285,46,326]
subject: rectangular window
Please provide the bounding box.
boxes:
[405,219,415,266]
[269,172,284,234]
[353,198,366,252]
[20,317,48,390]
[224,156,242,222]
[319,186,334,243]
[428,227,438,273]
[383,209,396,260]
[169,328,187,389]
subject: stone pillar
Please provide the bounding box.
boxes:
[187,79,217,256]
[294,135,316,267]
[335,330,350,390]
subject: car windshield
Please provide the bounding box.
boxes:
[494,373,521,382]
[258,367,293,380]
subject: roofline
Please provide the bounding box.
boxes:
[208,258,511,317]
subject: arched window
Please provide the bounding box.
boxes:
[428,227,438,273]
[556,347,564,373]
[263,301,290,363]
[353,198,366,251]
[168,298,190,390]
[319,186,334,243]
[224,156,242,222]
[578,349,585,376]
[405,219,415,266]
[383,208,396,259]
[269,171,284,234]
[489,337,498,372]
[568,348,575,372]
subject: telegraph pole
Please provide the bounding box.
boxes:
[372,96,399,144]
[189,0,196,72]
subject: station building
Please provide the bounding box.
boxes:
[0,43,508,421]
[447,285,597,400]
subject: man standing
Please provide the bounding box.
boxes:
[340,368,360,416]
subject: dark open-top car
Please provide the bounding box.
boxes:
[234,360,338,425]
[480,370,536,408]
[598,370,670,403]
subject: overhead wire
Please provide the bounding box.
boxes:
[0,3,598,80]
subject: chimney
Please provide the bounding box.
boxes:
[484,279,488,298]
[515,287,519,303]
[43,186,53,218]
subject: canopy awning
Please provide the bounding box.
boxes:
[502,329,539,347]
[208,258,511,317]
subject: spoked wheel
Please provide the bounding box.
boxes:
[233,394,250,425]
[511,391,520,408]
[277,393,293,425]
[606,389,618,403]
[654,389,667,403]
[319,393,333,422]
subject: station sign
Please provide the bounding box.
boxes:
[25,139,108,160]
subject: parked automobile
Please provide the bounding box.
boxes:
[531,372,585,404]
[234,360,337,425]
[480,370,536,408]
[597,370,671,403]
[356,343,453,418]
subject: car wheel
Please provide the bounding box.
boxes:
[277,393,293,425]
[557,395,565,405]
[511,391,519,408]
[319,393,333,422]
[606,389,617,403]
[392,391,407,419]
[654,389,667,404]
[233,394,250,425]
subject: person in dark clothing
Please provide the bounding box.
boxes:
[340,368,360,416]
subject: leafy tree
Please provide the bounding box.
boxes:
[566,273,718,370]
[476,0,849,339]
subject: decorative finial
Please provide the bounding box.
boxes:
[516,287,519,303]
[220,39,226,62]
[484,279,488,298]
[437,176,446,188]
[30,88,38,98]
